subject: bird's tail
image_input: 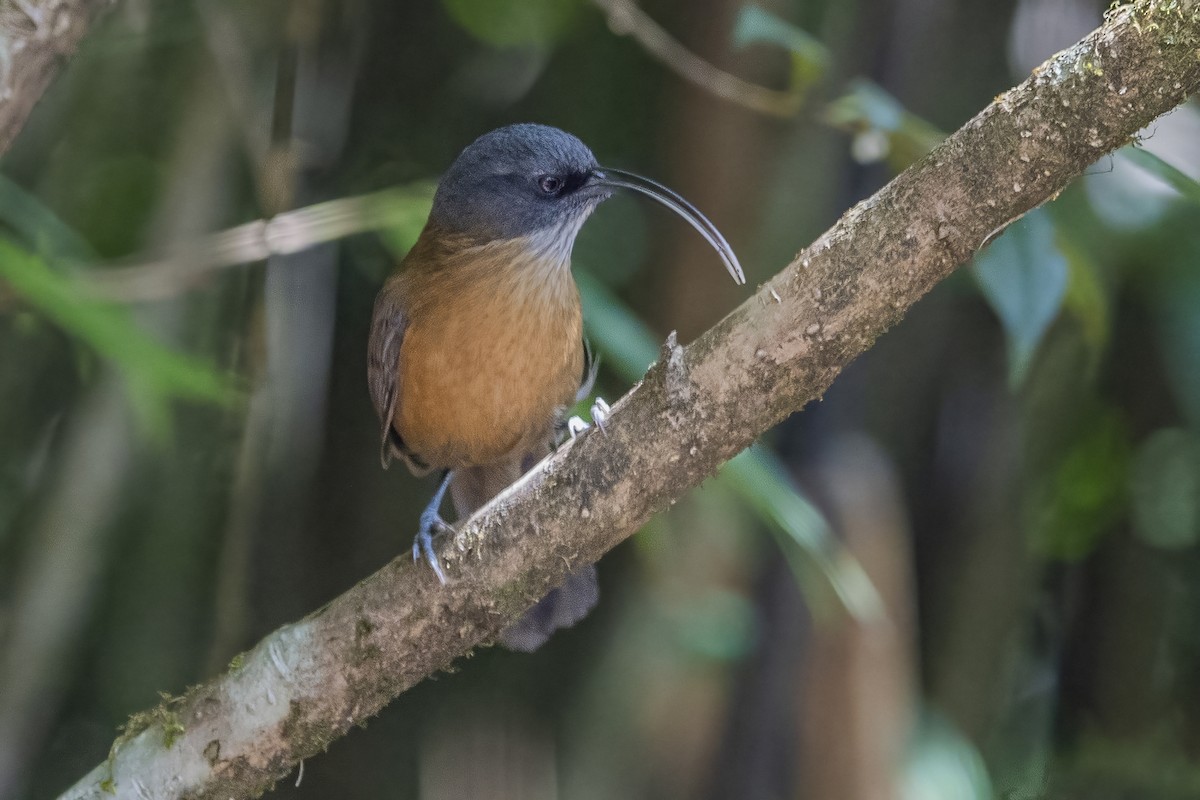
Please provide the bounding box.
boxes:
[451,452,599,652]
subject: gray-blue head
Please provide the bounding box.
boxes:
[428,123,744,283]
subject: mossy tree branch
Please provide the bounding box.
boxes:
[59,2,1200,798]
[0,0,115,155]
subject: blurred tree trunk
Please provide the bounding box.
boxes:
[206,0,365,672]
[652,0,776,341]
[798,437,916,800]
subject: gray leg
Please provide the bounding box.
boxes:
[565,396,611,439]
[413,470,453,583]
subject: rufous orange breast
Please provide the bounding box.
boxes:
[392,236,583,470]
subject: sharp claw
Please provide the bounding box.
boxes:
[591,397,610,434]
[419,532,447,584]
[414,512,450,584]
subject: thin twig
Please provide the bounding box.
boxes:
[82,187,431,302]
[590,0,803,118]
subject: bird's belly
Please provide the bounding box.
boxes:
[395,296,582,470]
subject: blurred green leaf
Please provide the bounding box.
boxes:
[1060,233,1110,357]
[0,239,238,438]
[671,588,757,661]
[722,449,883,622]
[69,155,162,258]
[733,4,824,59]
[827,79,902,131]
[577,270,881,621]
[1148,242,1200,428]
[824,79,945,169]
[1028,409,1129,560]
[441,0,581,46]
[367,182,438,257]
[0,173,97,261]
[1122,147,1200,206]
[972,209,1070,387]
[1130,428,1200,550]
[733,5,829,98]
[1051,734,1200,798]
[574,192,649,289]
[576,269,659,375]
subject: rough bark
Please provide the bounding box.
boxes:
[0,0,114,156]
[59,2,1200,798]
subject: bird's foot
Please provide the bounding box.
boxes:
[565,397,611,440]
[412,508,453,584]
[591,397,610,432]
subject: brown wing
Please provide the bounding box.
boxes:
[367,275,411,470]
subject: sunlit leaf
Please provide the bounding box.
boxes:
[1130,428,1200,551]
[0,239,238,438]
[972,209,1070,387]
[1122,147,1200,207]
[732,5,828,96]
[441,0,580,46]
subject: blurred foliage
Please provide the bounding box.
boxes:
[0,174,96,261]
[367,182,440,260]
[825,80,947,168]
[1058,231,1110,360]
[1123,146,1200,206]
[440,0,582,46]
[2,0,1200,799]
[972,209,1070,387]
[1129,427,1200,550]
[732,4,829,102]
[0,240,237,439]
[1027,407,1129,560]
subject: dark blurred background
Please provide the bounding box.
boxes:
[2,0,1200,798]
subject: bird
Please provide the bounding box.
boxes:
[368,123,743,651]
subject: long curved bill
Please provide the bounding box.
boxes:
[592,167,745,285]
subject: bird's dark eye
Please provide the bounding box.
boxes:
[538,175,563,195]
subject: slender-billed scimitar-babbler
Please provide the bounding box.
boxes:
[368,123,743,650]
